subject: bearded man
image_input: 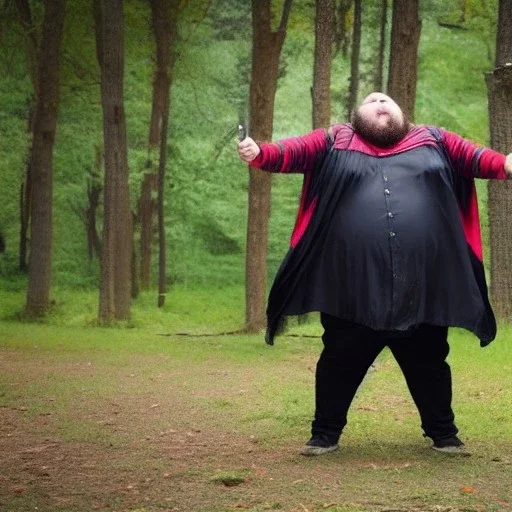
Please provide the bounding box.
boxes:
[237,92,512,457]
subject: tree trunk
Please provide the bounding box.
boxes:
[131,212,139,299]
[19,107,34,272]
[19,163,31,272]
[486,0,512,320]
[25,0,65,317]
[149,0,179,306]
[346,0,362,118]
[334,0,352,57]
[15,0,38,272]
[157,106,169,307]
[138,52,166,290]
[86,146,103,260]
[246,0,293,332]
[138,171,157,289]
[138,0,178,294]
[387,0,421,121]
[96,0,133,323]
[312,0,335,129]
[496,0,512,62]
[375,0,388,92]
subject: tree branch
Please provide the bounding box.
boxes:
[278,0,293,33]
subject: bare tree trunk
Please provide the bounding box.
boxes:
[246,0,293,332]
[19,108,34,272]
[19,167,31,271]
[496,0,512,61]
[157,106,169,307]
[14,0,38,272]
[151,0,179,307]
[131,212,139,299]
[387,0,421,121]
[86,146,103,260]
[486,0,512,320]
[24,0,65,317]
[96,0,133,323]
[346,0,362,118]
[138,171,157,289]
[86,189,102,260]
[312,0,335,129]
[139,0,179,297]
[71,147,102,261]
[334,0,352,57]
[375,0,388,92]
[138,66,164,289]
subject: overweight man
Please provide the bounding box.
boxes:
[238,92,512,456]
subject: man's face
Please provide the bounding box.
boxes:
[352,93,410,147]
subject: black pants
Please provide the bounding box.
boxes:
[312,313,458,444]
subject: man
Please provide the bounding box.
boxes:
[238,92,512,457]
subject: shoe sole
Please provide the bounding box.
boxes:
[300,444,339,456]
[432,446,471,457]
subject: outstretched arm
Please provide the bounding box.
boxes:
[442,130,511,179]
[237,128,330,174]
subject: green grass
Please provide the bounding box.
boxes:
[211,469,250,487]
[0,289,511,512]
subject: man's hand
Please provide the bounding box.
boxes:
[506,153,512,179]
[238,137,260,163]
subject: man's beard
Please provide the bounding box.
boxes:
[352,110,411,147]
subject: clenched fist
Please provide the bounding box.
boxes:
[238,137,261,163]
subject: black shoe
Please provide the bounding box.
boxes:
[300,436,339,456]
[432,436,470,456]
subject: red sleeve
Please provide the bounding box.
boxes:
[442,129,507,179]
[249,128,329,173]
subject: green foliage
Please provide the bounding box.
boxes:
[0,0,500,296]
[207,0,251,41]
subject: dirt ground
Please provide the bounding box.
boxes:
[1,346,511,512]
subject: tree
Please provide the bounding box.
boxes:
[138,0,179,298]
[71,146,102,261]
[387,0,421,121]
[13,0,39,272]
[495,0,512,62]
[346,0,362,118]
[146,0,179,307]
[312,0,335,129]
[25,0,66,316]
[375,0,388,92]
[95,0,133,323]
[486,0,512,320]
[138,167,156,291]
[245,0,293,332]
[334,0,353,57]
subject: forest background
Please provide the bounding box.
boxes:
[0,0,504,325]
[2,2,512,511]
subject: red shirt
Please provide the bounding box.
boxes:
[250,124,506,258]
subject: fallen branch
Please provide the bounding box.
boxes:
[157,331,321,338]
